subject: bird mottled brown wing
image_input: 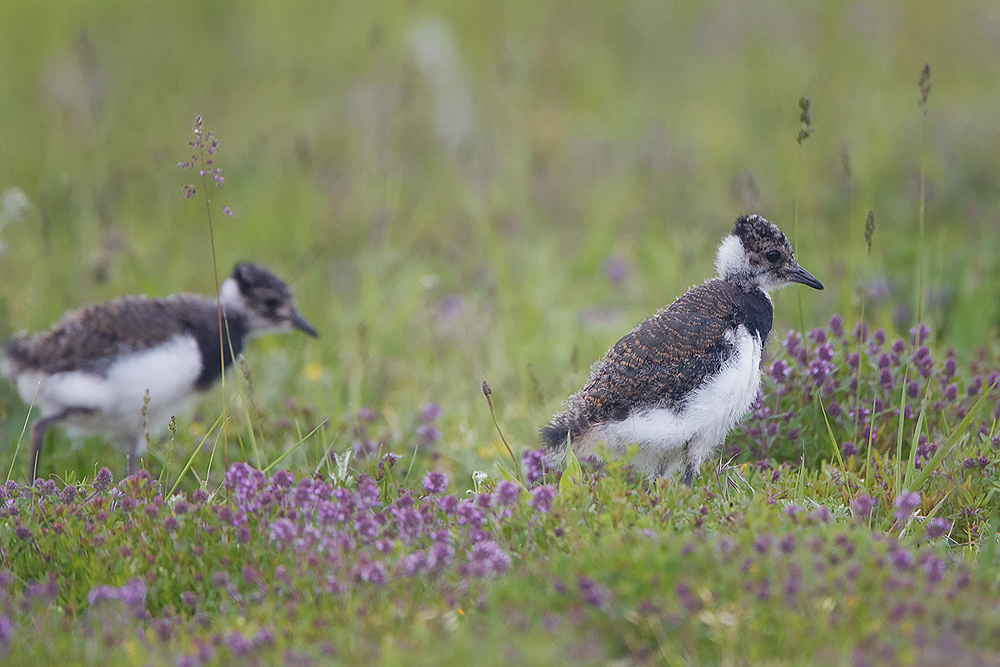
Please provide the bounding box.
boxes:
[665,279,741,315]
[4,294,217,375]
[576,309,735,425]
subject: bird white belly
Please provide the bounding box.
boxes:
[16,335,204,449]
[576,325,762,477]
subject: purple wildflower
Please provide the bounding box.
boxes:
[676,583,699,612]
[455,500,485,528]
[753,535,772,555]
[530,485,557,513]
[271,469,294,489]
[810,357,834,385]
[890,548,915,571]
[354,557,388,584]
[923,555,947,584]
[852,494,876,518]
[94,467,113,492]
[842,441,857,458]
[464,541,512,578]
[356,476,380,510]
[847,352,860,370]
[438,495,459,514]
[427,539,455,572]
[924,518,952,540]
[495,480,522,507]
[783,562,803,601]
[399,552,428,576]
[784,330,801,356]
[810,507,832,523]
[769,359,791,384]
[224,631,251,657]
[421,402,442,422]
[893,491,921,523]
[422,471,449,494]
[269,518,298,546]
[578,576,612,609]
[910,323,931,346]
[416,423,440,444]
[394,507,423,542]
[829,314,844,337]
[14,523,32,541]
[60,484,78,504]
[0,615,16,643]
[603,255,630,286]
[523,448,549,485]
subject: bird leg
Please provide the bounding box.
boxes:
[30,412,71,483]
[681,440,695,487]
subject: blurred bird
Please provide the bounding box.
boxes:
[2,262,318,481]
[542,214,823,484]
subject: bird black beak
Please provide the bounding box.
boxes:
[291,311,320,337]
[792,264,824,290]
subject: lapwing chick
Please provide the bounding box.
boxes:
[1,262,318,481]
[541,214,823,484]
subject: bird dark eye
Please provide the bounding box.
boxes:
[765,250,781,263]
[263,297,281,311]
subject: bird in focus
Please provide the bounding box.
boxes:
[541,214,823,484]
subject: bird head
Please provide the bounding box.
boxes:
[715,214,824,293]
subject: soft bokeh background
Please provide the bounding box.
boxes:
[2,0,1000,481]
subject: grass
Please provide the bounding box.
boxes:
[3,1,1000,664]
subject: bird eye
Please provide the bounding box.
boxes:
[765,250,781,263]
[263,297,281,311]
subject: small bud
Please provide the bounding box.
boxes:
[864,210,875,255]
[482,381,491,397]
[796,96,814,145]
[918,63,932,108]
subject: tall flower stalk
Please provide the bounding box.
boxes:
[179,116,236,461]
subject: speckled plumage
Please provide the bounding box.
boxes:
[1,262,318,481]
[542,214,823,482]
[3,295,249,388]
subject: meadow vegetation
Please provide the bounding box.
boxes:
[2,1,1000,664]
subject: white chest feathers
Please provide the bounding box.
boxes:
[575,325,763,477]
[16,335,205,448]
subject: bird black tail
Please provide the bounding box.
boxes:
[540,411,588,454]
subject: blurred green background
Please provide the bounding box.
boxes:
[2,0,1000,480]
